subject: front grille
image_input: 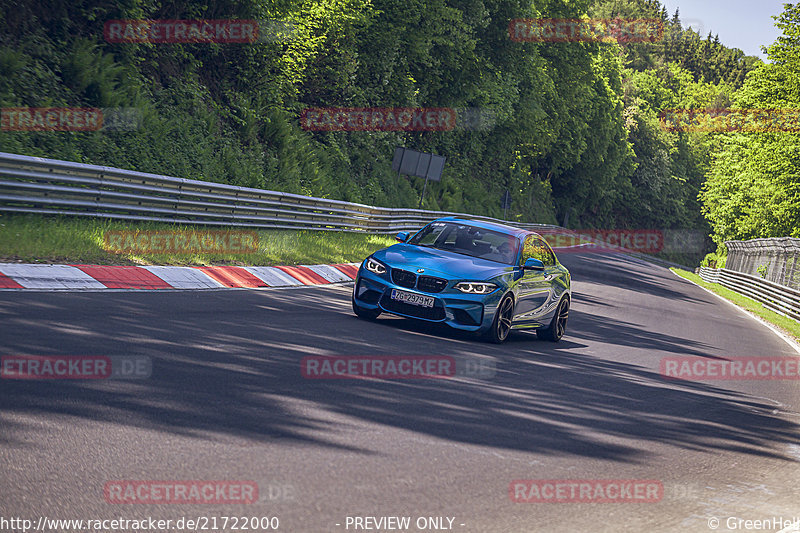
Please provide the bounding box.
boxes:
[380,294,446,321]
[417,275,447,293]
[391,268,417,289]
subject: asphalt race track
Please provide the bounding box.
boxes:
[1,252,799,532]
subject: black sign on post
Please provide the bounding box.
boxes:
[426,155,445,182]
[392,147,446,209]
[399,150,421,176]
[415,152,432,178]
[391,147,405,172]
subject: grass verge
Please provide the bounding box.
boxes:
[0,214,395,266]
[671,267,800,343]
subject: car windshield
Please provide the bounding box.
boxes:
[408,221,519,264]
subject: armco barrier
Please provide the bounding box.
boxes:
[0,152,701,273]
[0,151,555,234]
[698,266,800,321]
[725,238,800,291]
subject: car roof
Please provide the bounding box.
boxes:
[432,216,534,237]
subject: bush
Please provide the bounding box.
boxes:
[701,252,726,269]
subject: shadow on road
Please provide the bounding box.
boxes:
[0,253,797,464]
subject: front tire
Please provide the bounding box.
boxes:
[537,297,569,342]
[485,295,514,344]
[352,297,381,320]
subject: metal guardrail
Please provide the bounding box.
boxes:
[725,238,800,291]
[0,151,701,274]
[698,266,800,321]
[0,151,556,234]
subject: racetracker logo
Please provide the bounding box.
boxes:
[300,108,456,132]
[103,230,259,255]
[301,355,496,379]
[1,107,143,132]
[661,357,800,381]
[540,229,664,254]
[2,108,102,131]
[104,20,258,43]
[104,480,258,504]
[659,108,800,133]
[510,479,663,503]
[509,18,663,43]
[1,355,151,380]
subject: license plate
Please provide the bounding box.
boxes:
[391,289,434,308]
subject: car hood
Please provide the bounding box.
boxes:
[374,244,514,280]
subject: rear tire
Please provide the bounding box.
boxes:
[485,295,514,344]
[537,297,569,342]
[352,297,381,320]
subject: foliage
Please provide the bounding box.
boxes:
[700,251,726,269]
[0,0,788,263]
[700,4,800,246]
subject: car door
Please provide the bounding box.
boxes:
[536,237,565,318]
[514,235,558,325]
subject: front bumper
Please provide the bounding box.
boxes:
[353,266,504,332]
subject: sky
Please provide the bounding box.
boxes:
[658,0,787,59]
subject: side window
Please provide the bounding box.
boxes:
[536,238,556,266]
[521,235,556,266]
[520,235,536,265]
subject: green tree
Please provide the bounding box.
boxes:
[701,3,800,244]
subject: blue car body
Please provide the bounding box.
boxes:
[352,217,571,342]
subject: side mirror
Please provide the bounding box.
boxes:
[523,258,545,271]
[395,232,409,243]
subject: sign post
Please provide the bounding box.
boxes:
[501,190,512,219]
[392,147,446,210]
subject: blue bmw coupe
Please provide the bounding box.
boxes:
[352,217,571,343]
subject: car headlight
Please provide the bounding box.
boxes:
[454,282,497,294]
[365,257,387,275]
